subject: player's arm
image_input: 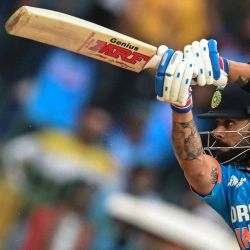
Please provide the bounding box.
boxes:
[155,44,219,195]
[228,61,250,91]
[172,111,219,195]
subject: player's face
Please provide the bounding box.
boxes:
[212,118,250,152]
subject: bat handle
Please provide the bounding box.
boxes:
[144,55,162,70]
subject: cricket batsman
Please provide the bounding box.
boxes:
[155,39,250,249]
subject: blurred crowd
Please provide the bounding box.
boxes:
[0,0,249,249]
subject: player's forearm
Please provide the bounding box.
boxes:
[172,111,204,168]
[172,111,218,194]
[228,60,250,85]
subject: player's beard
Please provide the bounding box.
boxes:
[215,140,250,166]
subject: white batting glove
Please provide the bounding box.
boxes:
[155,46,194,113]
[184,39,229,86]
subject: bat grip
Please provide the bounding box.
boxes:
[144,55,161,70]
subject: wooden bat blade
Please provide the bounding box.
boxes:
[5,6,159,72]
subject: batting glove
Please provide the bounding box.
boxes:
[184,39,229,86]
[155,46,194,113]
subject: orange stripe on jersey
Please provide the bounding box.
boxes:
[215,160,222,183]
[235,228,246,249]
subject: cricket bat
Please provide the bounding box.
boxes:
[5,6,161,72]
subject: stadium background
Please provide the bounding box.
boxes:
[0,0,249,249]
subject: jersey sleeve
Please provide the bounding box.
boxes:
[193,164,231,225]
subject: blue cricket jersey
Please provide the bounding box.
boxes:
[197,163,250,249]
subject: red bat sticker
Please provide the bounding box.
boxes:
[87,40,151,65]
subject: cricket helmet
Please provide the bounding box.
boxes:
[198,84,250,166]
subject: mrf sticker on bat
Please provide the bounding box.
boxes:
[77,32,152,70]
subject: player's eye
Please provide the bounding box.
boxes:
[224,120,234,129]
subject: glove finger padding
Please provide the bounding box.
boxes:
[155,48,194,112]
[177,58,194,105]
[213,57,229,86]
[200,39,213,85]
[184,45,198,78]
[208,39,229,85]
[163,51,183,101]
[157,45,169,58]
[184,39,229,87]
[170,58,187,102]
[192,41,206,86]
[155,48,174,98]
[208,39,221,80]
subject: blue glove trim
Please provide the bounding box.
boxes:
[170,94,193,114]
[222,57,229,74]
[171,103,193,114]
[155,75,165,97]
[208,39,220,80]
[158,49,175,74]
[155,49,174,97]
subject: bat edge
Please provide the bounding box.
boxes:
[5,6,31,35]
